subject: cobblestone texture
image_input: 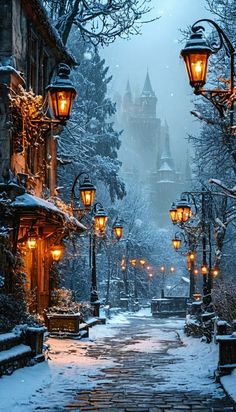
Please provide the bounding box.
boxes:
[30,315,236,412]
[63,315,235,412]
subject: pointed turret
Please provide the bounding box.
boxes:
[157,122,175,181]
[141,70,155,97]
[139,70,157,117]
[123,79,133,114]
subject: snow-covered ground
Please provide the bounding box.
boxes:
[0,308,235,411]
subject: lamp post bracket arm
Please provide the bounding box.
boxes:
[192,19,235,55]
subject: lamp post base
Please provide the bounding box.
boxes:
[90,290,100,317]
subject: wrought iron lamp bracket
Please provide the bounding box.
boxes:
[191,19,235,117]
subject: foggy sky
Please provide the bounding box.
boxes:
[101,0,212,167]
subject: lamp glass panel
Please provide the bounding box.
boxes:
[114,226,123,240]
[81,189,95,208]
[176,207,184,222]
[172,239,181,249]
[95,215,108,232]
[201,265,208,275]
[184,52,209,87]
[169,209,177,223]
[48,90,75,120]
[51,249,62,261]
[28,237,37,249]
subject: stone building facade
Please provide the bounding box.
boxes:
[0,0,84,313]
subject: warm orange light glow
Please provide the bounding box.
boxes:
[80,188,96,208]
[172,238,181,250]
[201,264,208,275]
[113,225,123,240]
[184,53,209,89]
[188,251,196,262]
[170,265,175,273]
[160,266,165,273]
[193,292,202,301]
[94,207,108,233]
[48,90,76,121]
[193,268,199,276]
[181,30,212,90]
[130,259,137,267]
[169,204,178,224]
[176,204,191,223]
[27,237,37,249]
[139,259,146,266]
[51,245,64,262]
[212,267,220,277]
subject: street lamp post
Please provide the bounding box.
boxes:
[181,19,235,121]
[160,265,165,298]
[70,173,108,317]
[105,218,124,306]
[170,190,213,302]
[90,203,108,316]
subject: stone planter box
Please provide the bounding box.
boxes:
[151,297,188,317]
[24,326,46,358]
[216,333,236,375]
[44,312,81,334]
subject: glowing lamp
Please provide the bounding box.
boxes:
[170,265,175,273]
[181,30,212,90]
[149,273,153,278]
[172,237,181,250]
[51,245,64,262]
[160,266,165,273]
[130,259,137,267]
[212,267,220,277]
[79,176,96,208]
[169,203,178,224]
[139,259,146,266]
[193,268,199,276]
[46,64,77,121]
[176,197,191,223]
[113,220,124,240]
[94,206,108,233]
[193,292,202,301]
[27,230,37,249]
[188,251,196,262]
[201,264,208,275]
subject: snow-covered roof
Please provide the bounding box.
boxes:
[11,193,86,232]
[22,0,76,65]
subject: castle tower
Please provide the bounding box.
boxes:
[120,71,161,175]
[139,70,157,117]
[123,79,133,114]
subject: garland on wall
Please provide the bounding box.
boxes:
[9,85,51,153]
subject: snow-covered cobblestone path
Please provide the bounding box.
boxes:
[0,309,235,411]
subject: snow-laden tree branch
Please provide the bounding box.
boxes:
[42,0,157,45]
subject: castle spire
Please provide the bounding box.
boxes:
[123,78,133,113]
[141,70,155,97]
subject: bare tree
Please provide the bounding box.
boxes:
[42,0,156,45]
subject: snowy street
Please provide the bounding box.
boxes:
[0,309,235,411]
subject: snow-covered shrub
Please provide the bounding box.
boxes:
[0,272,41,332]
[212,281,236,323]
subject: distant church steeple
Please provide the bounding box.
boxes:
[139,70,157,117]
[157,121,175,181]
[123,79,133,113]
[141,70,155,97]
